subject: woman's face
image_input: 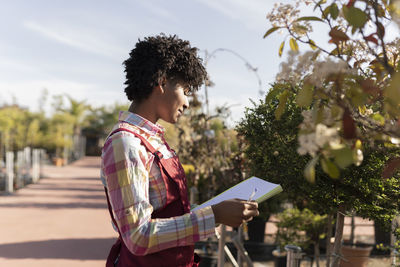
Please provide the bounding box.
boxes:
[157,79,190,124]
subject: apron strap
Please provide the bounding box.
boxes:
[104,187,123,267]
[108,128,159,155]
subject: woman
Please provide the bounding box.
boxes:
[101,34,259,267]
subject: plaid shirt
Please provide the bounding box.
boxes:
[101,111,215,255]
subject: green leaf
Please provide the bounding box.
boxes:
[331,147,354,169]
[384,72,400,117]
[275,90,289,120]
[314,0,327,11]
[296,16,323,22]
[330,3,339,19]
[265,86,283,103]
[330,105,343,119]
[321,158,340,179]
[296,83,314,107]
[309,39,317,50]
[304,156,319,183]
[289,38,299,52]
[263,27,281,38]
[329,47,339,56]
[311,105,325,125]
[323,5,331,18]
[342,6,368,29]
[371,113,385,126]
[279,41,285,57]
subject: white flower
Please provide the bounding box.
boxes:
[364,108,373,116]
[299,110,315,130]
[298,133,318,157]
[354,149,363,166]
[315,123,339,148]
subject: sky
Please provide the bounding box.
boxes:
[1,0,306,126]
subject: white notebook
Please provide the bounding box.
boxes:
[192,176,282,211]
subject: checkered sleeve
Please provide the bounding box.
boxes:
[102,132,215,256]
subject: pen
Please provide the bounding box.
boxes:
[243,188,257,240]
[248,188,257,202]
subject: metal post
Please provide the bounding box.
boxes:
[190,186,198,205]
[32,149,40,183]
[391,216,399,267]
[215,227,239,267]
[217,225,226,267]
[39,149,45,177]
[232,233,253,267]
[24,147,31,183]
[285,245,302,267]
[5,152,14,193]
[237,226,243,266]
[16,151,24,188]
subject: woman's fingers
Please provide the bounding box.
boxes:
[211,199,260,227]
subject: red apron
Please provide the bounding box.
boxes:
[104,128,200,267]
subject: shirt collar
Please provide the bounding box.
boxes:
[118,111,165,136]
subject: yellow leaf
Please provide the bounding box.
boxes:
[289,38,299,52]
[304,157,318,183]
[355,139,362,150]
[309,39,317,50]
[279,41,285,57]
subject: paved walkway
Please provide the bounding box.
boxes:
[0,157,389,267]
[0,157,116,267]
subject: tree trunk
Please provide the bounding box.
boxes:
[350,214,355,245]
[326,213,334,267]
[331,205,346,267]
[314,241,320,267]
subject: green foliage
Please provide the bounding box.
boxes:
[265,0,400,181]
[0,94,109,159]
[84,103,130,138]
[162,94,242,204]
[276,208,328,251]
[0,105,46,152]
[237,84,400,226]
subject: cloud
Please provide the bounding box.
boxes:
[195,0,276,31]
[136,1,179,23]
[0,80,92,110]
[23,20,126,60]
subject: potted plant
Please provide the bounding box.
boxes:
[275,208,328,267]
[247,196,282,243]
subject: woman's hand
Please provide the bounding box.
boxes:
[211,199,259,228]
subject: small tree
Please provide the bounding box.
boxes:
[263,1,400,266]
[163,93,243,203]
[237,88,400,266]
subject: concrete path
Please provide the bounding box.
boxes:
[0,157,116,267]
[0,156,389,267]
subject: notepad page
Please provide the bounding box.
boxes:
[192,176,282,211]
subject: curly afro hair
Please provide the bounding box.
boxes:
[123,33,208,102]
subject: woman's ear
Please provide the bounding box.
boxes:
[157,77,167,94]
[158,76,167,90]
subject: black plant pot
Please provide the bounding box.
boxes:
[198,254,218,267]
[374,223,391,246]
[248,219,267,243]
[272,250,287,267]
